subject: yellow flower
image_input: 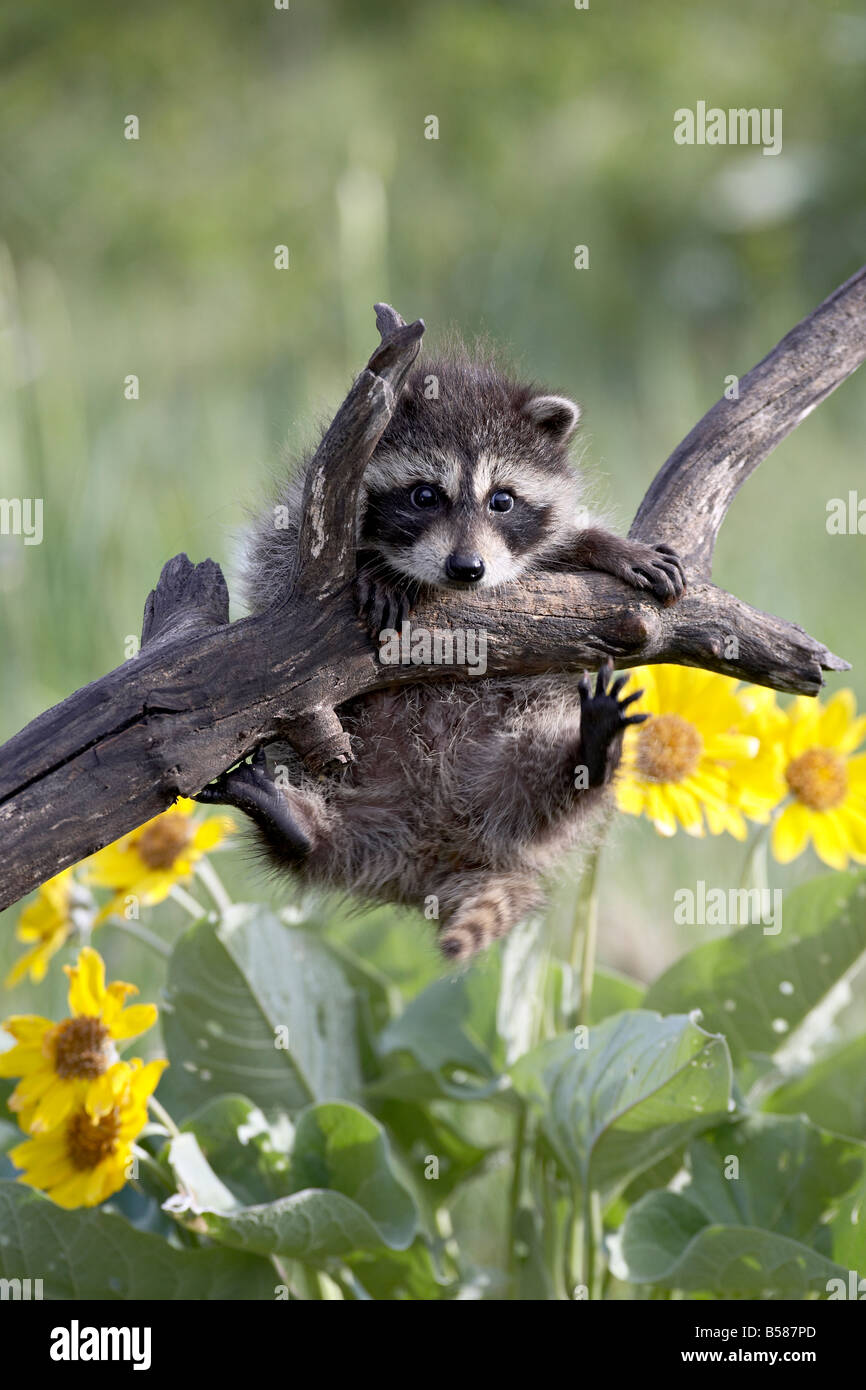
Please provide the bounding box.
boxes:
[771,690,866,870]
[0,947,158,1134]
[730,684,790,823]
[4,868,84,988]
[615,665,764,839]
[83,798,234,917]
[8,1057,167,1209]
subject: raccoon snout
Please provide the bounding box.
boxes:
[445,553,485,583]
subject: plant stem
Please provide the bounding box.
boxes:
[169,883,207,919]
[739,816,773,894]
[572,842,602,1027]
[195,857,233,914]
[105,916,171,958]
[270,1256,302,1298]
[131,1143,174,1191]
[581,1187,601,1300]
[507,1102,528,1290]
[148,1095,181,1139]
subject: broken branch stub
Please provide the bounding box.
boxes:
[294,310,425,598]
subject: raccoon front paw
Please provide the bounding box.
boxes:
[354,571,412,639]
[615,541,686,606]
[195,749,311,858]
[577,658,647,785]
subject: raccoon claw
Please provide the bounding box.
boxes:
[355,573,411,640]
[608,536,692,608]
[577,659,647,785]
[620,542,686,606]
[194,753,311,858]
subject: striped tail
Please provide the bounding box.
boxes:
[438,885,518,961]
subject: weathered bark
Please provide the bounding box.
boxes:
[0,270,862,912]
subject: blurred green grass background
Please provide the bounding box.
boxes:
[2,0,866,1016]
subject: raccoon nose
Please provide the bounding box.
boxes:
[445,553,485,583]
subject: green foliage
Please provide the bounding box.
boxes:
[619,1116,865,1296]
[0,1183,277,1299]
[645,873,866,1065]
[511,1011,732,1199]
[4,873,865,1300]
[160,905,363,1114]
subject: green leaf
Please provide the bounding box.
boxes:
[374,920,548,1099]
[0,1180,276,1299]
[762,1034,866,1140]
[621,1199,845,1297]
[510,1010,732,1198]
[191,1102,417,1261]
[377,961,505,1098]
[182,1094,294,1206]
[160,905,362,1116]
[588,967,644,1025]
[618,1114,866,1297]
[375,1099,491,1198]
[313,901,442,999]
[645,871,866,1065]
[346,1239,454,1300]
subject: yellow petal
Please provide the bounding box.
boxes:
[810,812,850,870]
[772,803,811,863]
[615,779,645,817]
[49,1171,104,1210]
[192,816,235,852]
[838,714,866,755]
[82,841,144,888]
[129,1057,169,1107]
[65,947,106,1017]
[8,1070,56,1109]
[29,1080,80,1134]
[785,699,821,757]
[664,784,705,836]
[837,804,866,859]
[4,931,67,988]
[112,1003,158,1042]
[86,1064,132,1119]
[100,980,138,1028]
[645,784,679,836]
[1,1015,53,1044]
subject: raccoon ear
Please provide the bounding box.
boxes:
[522,394,582,441]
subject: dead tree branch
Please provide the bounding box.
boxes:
[1,269,863,911]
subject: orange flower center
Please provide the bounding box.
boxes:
[785,746,848,811]
[52,1016,111,1079]
[635,713,703,784]
[137,817,192,869]
[67,1109,121,1170]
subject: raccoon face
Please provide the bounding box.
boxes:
[359,390,583,590]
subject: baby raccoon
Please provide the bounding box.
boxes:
[199,353,685,961]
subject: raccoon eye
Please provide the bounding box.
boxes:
[410,484,440,509]
[489,490,515,513]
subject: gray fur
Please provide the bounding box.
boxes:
[237,353,680,961]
